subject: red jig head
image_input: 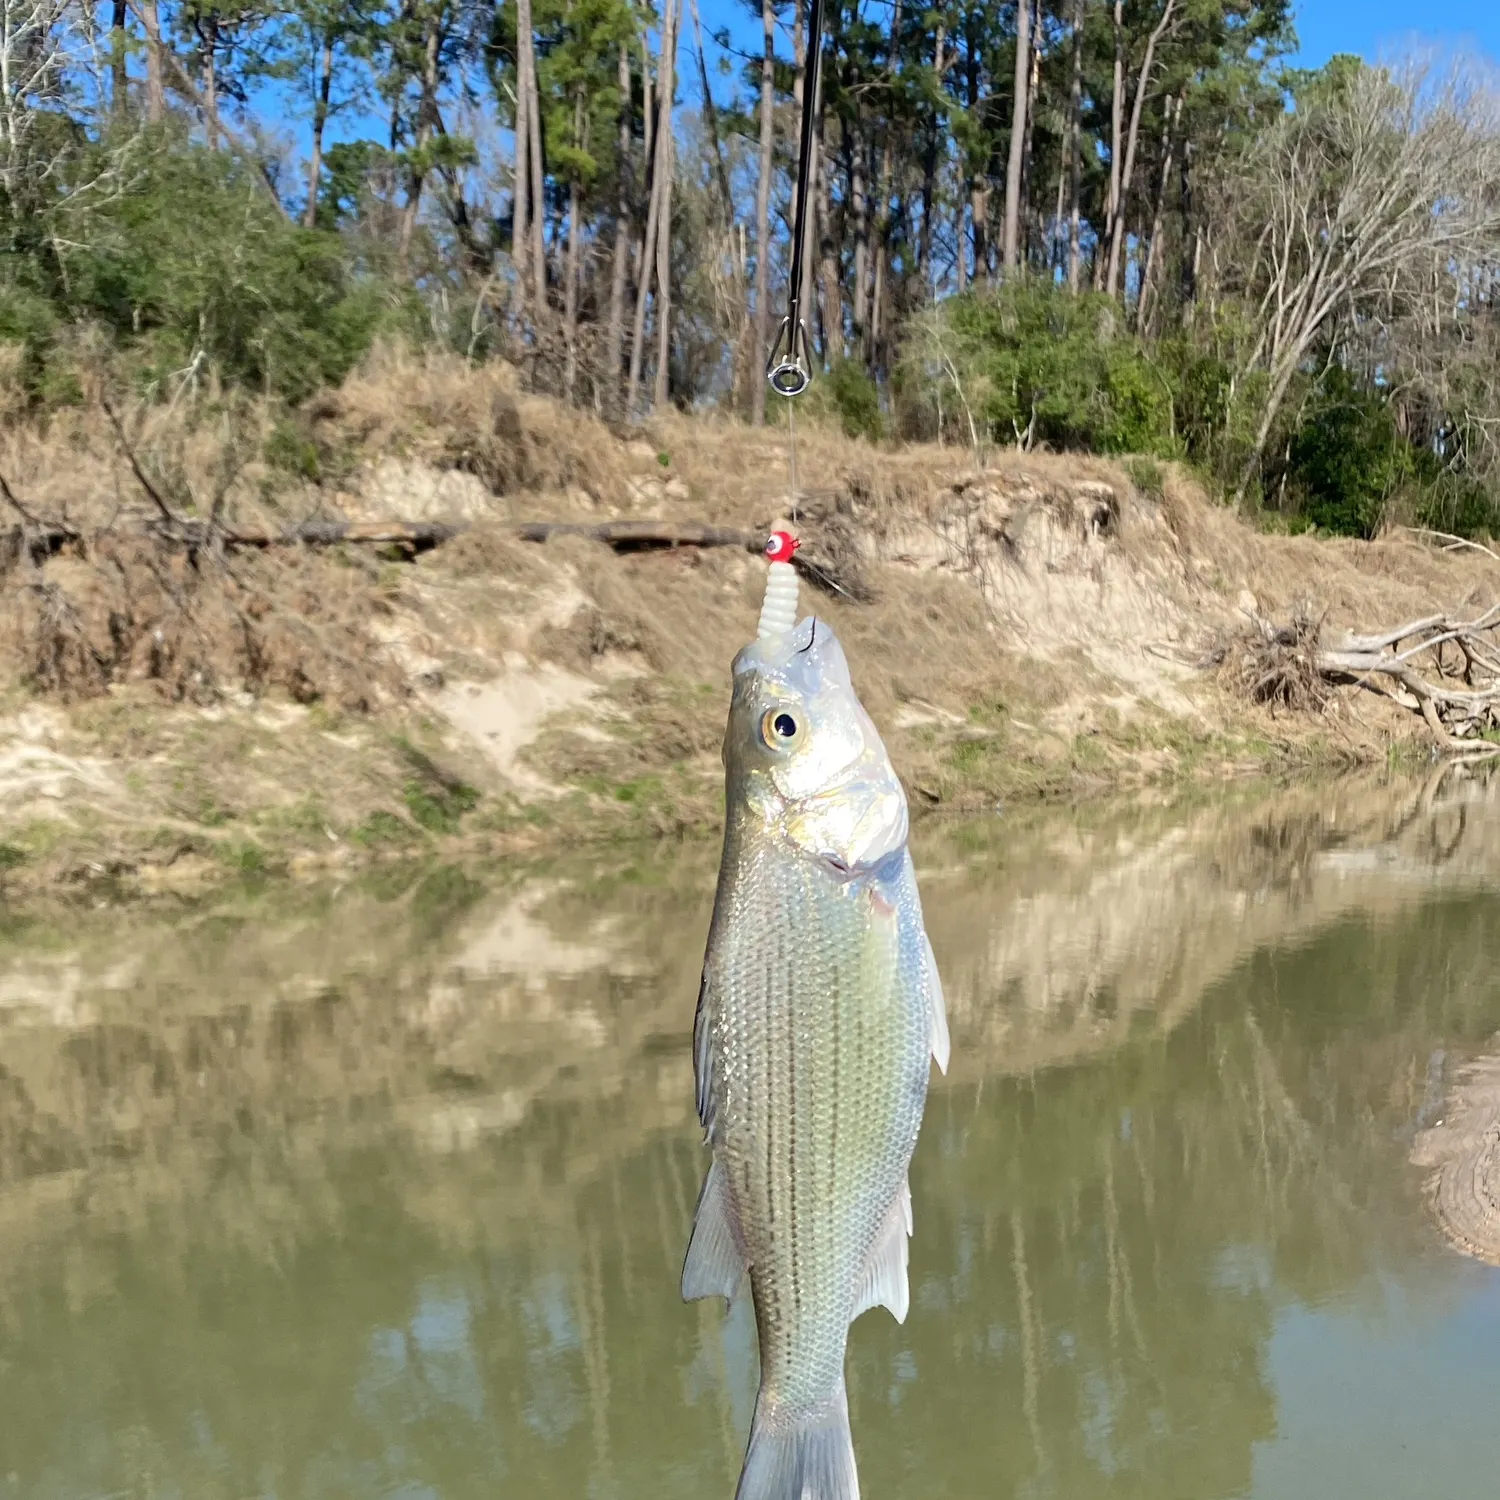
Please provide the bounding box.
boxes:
[757,532,802,641]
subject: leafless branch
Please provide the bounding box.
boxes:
[99,395,179,524]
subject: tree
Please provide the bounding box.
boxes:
[1000,0,1029,273]
[1219,57,1500,499]
[748,0,775,422]
[263,1,377,227]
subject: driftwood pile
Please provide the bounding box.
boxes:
[1237,604,1500,755]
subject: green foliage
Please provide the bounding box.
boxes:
[1125,456,1165,498]
[1284,369,1408,537]
[3,130,386,406]
[822,359,884,442]
[921,285,1179,457]
[264,419,322,479]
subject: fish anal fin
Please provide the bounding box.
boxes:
[852,1181,911,1325]
[681,1159,747,1304]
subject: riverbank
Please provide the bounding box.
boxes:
[3,348,1497,898]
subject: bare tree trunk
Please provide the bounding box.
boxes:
[867,0,901,371]
[197,12,219,145]
[512,4,533,321]
[1066,0,1084,290]
[851,130,870,353]
[956,198,968,293]
[605,42,632,399]
[751,0,775,423]
[690,0,746,402]
[920,22,944,288]
[1020,36,1040,265]
[1179,131,1196,307]
[110,0,129,116]
[564,97,583,398]
[971,183,990,287]
[1095,0,1122,291]
[1001,0,1030,273]
[1136,92,1180,334]
[641,32,654,176]
[304,32,335,227]
[628,0,676,413]
[690,0,733,231]
[1106,0,1175,298]
[526,17,546,312]
[652,0,678,409]
[815,102,841,361]
[135,0,166,123]
[399,12,444,255]
[1051,145,1067,273]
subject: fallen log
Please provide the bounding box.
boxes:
[1,517,465,560]
[2,513,860,596]
[512,519,760,551]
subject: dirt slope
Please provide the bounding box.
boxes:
[2,348,1497,893]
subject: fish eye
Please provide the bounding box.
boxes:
[760,707,803,750]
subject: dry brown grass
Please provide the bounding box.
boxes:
[7,350,1500,891]
[309,344,626,502]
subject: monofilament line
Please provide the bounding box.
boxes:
[786,396,800,528]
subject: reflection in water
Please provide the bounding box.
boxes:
[2,770,1500,1497]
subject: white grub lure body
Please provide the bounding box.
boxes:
[683,531,950,1500]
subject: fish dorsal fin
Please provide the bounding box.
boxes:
[852,1180,912,1325]
[682,1159,747,1304]
[925,934,950,1075]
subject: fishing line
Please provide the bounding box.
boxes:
[765,0,826,522]
[786,398,799,526]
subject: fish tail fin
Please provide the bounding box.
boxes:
[734,1384,859,1500]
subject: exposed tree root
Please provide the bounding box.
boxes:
[1231,604,1500,756]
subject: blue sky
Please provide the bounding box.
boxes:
[1292,0,1499,70]
[274,0,1500,171]
[690,0,1500,88]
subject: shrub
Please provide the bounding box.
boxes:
[2,129,387,407]
[821,358,884,441]
[1285,368,1409,537]
[904,283,1178,457]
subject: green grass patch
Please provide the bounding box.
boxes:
[404,780,479,834]
[352,811,417,846]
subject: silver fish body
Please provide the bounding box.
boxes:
[683,617,949,1500]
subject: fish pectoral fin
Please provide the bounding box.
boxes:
[681,1159,747,1304]
[852,1180,912,1325]
[925,933,951,1075]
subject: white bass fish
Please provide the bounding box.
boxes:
[683,588,949,1500]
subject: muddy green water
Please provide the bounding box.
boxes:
[3,773,1500,1498]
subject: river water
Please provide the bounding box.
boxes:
[2,770,1500,1498]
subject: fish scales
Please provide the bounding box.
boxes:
[684,613,948,1500]
[720,836,927,1408]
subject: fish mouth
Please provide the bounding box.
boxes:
[732,616,840,688]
